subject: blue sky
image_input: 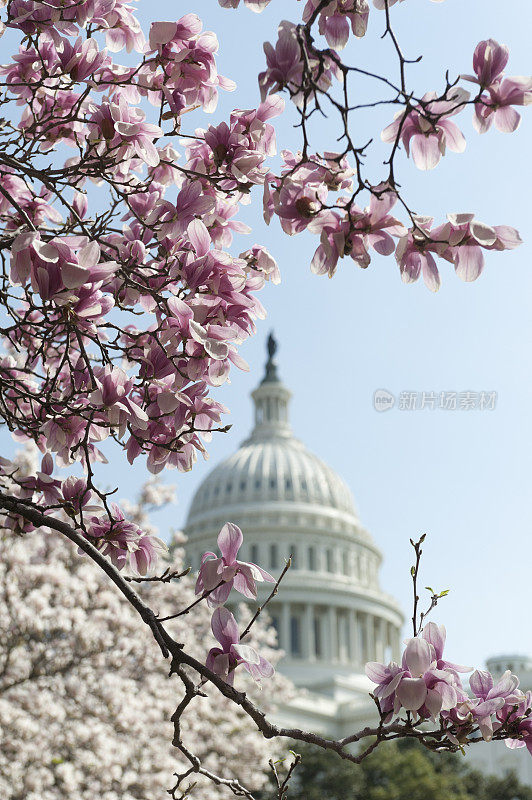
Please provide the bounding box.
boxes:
[2,0,531,670]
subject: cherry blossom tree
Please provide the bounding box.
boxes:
[0,0,530,796]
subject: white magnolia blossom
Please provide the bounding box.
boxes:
[0,480,291,800]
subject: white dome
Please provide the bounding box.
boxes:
[184,336,403,689]
[187,436,357,524]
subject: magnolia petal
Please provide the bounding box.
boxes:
[422,622,446,660]
[322,15,349,50]
[404,637,434,676]
[233,566,257,599]
[410,134,442,170]
[365,661,390,683]
[200,557,223,591]
[246,562,275,583]
[380,671,404,700]
[400,251,422,284]
[454,244,484,282]
[207,581,233,608]
[396,677,428,711]
[494,105,521,133]
[425,688,443,718]
[440,120,466,153]
[217,522,243,564]
[470,220,497,246]
[211,606,239,650]
[231,643,260,665]
[62,262,90,289]
[258,655,275,678]
[422,252,441,292]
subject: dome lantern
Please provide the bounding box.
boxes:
[247,332,293,443]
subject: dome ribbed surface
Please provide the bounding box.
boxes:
[186,436,357,524]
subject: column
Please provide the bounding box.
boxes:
[281,602,291,655]
[303,603,315,660]
[364,613,375,662]
[376,617,385,662]
[349,609,359,665]
[328,606,338,662]
[338,611,348,662]
[393,626,402,661]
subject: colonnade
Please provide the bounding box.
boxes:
[268,602,399,665]
[192,540,379,584]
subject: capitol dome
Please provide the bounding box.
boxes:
[184,335,403,691]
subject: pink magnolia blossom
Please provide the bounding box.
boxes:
[397,214,522,289]
[218,0,271,9]
[431,213,521,283]
[57,36,110,81]
[272,171,329,235]
[88,94,163,169]
[61,476,101,515]
[206,607,274,686]
[146,16,235,114]
[308,187,405,276]
[366,634,467,722]
[90,365,149,438]
[86,503,167,575]
[308,211,363,276]
[348,186,407,255]
[474,77,532,134]
[461,39,531,134]
[466,669,521,741]
[195,522,275,607]
[103,2,146,54]
[259,20,340,106]
[500,690,532,755]
[18,452,62,504]
[381,89,469,170]
[463,39,509,88]
[395,216,442,292]
[0,38,60,100]
[302,0,369,49]
[240,244,281,285]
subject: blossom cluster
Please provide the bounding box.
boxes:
[366,622,532,754]
[264,154,521,288]
[0,3,282,571]
[196,523,276,686]
[231,0,446,52]
[238,2,529,291]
